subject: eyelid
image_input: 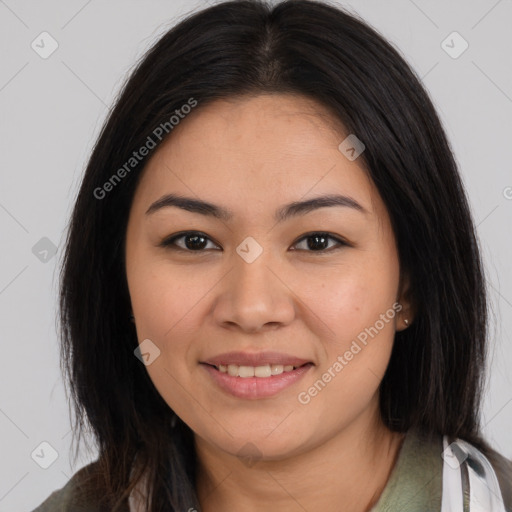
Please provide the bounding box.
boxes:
[159,231,221,251]
[159,230,350,253]
[291,231,349,252]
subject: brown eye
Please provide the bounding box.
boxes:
[160,231,220,252]
[291,232,347,252]
[160,231,347,254]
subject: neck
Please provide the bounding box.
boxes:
[195,405,405,512]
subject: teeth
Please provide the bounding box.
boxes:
[219,363,299,378]
[238,366,255,378]
[255,365,271,377]
[271,364,283,375]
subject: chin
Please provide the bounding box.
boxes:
[200,425,312,462]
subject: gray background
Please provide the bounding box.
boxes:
[0,0,511,510]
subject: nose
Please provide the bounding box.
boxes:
[212,249,296,334]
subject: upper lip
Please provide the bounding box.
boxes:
[202,351,313,367]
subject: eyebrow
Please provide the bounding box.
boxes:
[145,193,368,222]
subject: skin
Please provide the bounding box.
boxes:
[125,93,415,512]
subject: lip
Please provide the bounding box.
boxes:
[202,351,312,367]
[200,361,314,399]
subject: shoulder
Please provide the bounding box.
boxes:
[30,461,106,512]
[446,435,512,512]
[485,447,512,512]
[381,428,512,511]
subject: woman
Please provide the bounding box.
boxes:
[32,0,512,510]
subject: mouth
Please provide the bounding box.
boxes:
[200,357,314,399]
[203,362,313,378]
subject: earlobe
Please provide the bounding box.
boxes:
[395,310,411,331]
[397,272,415,329]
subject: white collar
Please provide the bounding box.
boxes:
[441,435,507,511]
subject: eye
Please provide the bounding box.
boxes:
[160,231,348,254]
[159,231,220,252]
[291,232,348,253]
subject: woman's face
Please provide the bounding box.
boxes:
[125,93,411,461]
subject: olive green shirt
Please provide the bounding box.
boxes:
[370,428,443,511]
[33,428,510,511]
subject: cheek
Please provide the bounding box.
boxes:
[306,257,399,344]
[128,259,218,365]
[297,265,400,426]
[131,274,186,338]
[128,264,207,411]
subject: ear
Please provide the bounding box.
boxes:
[396,271,415,331]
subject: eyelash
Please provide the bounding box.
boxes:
[159,231,349,254]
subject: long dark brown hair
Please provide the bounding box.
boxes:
[59,0,499,509]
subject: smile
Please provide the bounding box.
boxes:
[217,363,299,378]
[201,362,313,399]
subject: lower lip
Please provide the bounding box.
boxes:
[201,363,313,399]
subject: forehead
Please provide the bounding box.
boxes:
[164,93,348,163]
[132,93,379,219]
